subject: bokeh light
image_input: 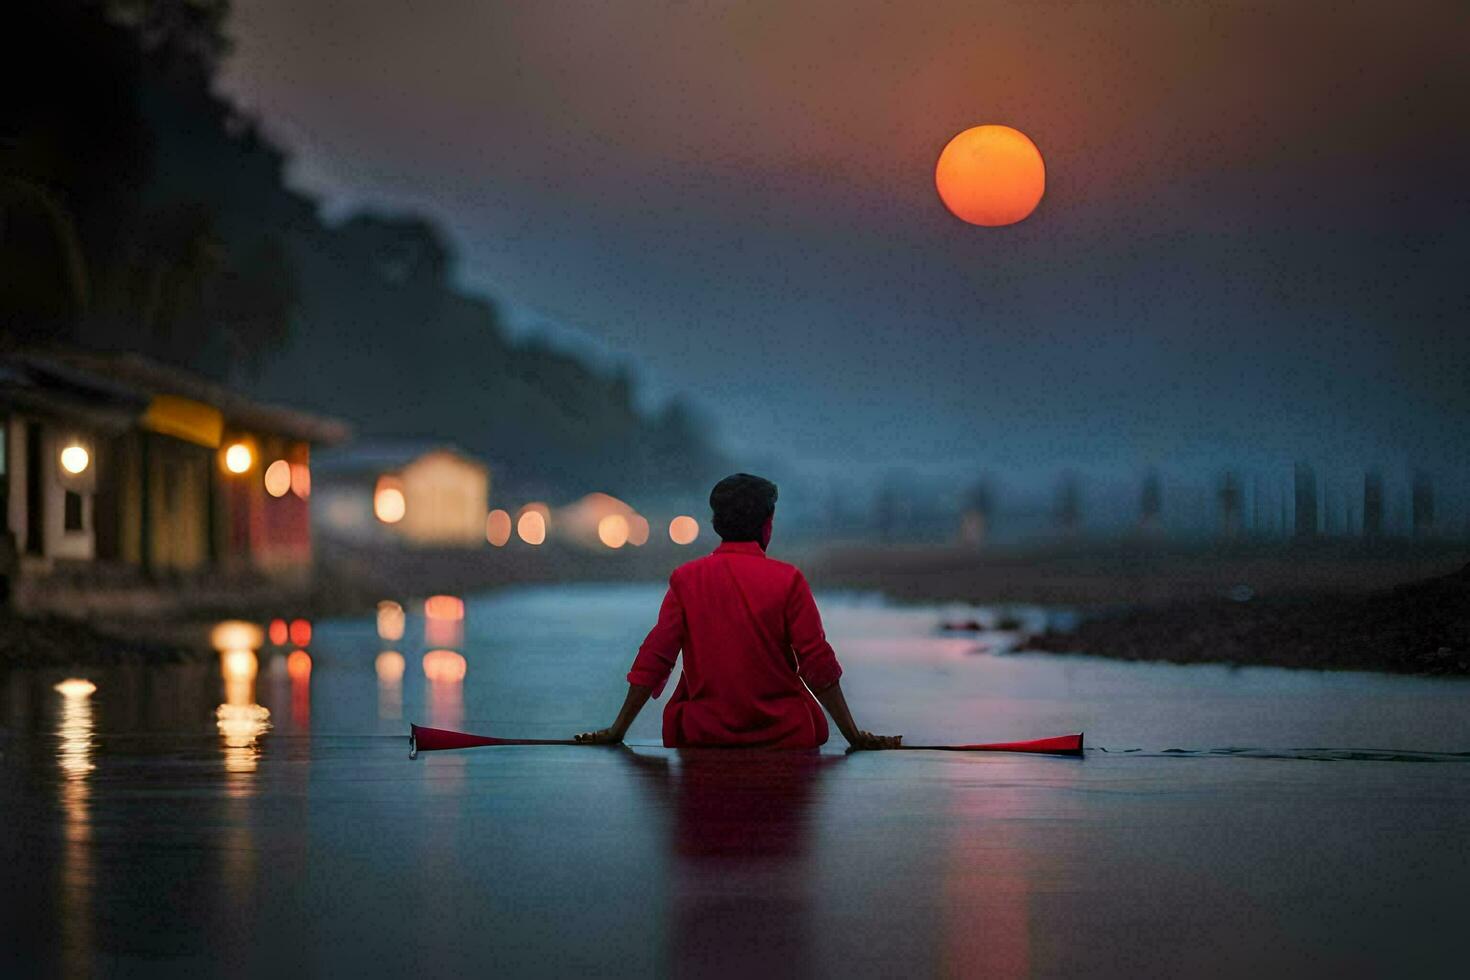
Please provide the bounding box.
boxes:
[375,478,406,523]
[263,459,291,497]
[423,649,467,683]
[288,618,312,647]
[517,509,546,545]
[53,678,97,698]
[375,650,406,683]
[377,600,405,641]
[669,515,699,545]
[287,650,312,681]
[628,514,650,547]
[485,508,512,546]
[598,513,630,549]
[211,620,263,653]
[224,442,254,474]
[290,462,311,498]
[59,445,90,475]
[424,595,465,620]
[268,618,289,646]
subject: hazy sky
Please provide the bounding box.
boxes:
[218,0,1469,484]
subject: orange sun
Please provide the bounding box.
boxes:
[934,125,1045,227]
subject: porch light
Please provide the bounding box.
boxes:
[59,445,90,475]
[224,442,254,474]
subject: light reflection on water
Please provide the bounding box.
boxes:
[2,584,1468,977]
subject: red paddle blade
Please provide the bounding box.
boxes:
[947,733,1084,755]
[409,724,578,753]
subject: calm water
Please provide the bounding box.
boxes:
[3,583,1468,978]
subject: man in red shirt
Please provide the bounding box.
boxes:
[575,473,902,750]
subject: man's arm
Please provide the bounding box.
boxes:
[811,679,902,750]
[575,683,653,744]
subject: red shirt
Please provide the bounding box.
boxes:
[626,540,844,749]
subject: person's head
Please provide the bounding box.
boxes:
[709,473,778,547]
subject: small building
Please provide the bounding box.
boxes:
[313,441,490,548]
[0,348,349,615]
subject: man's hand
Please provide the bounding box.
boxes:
[574,727,625,745]
[847,731,903,751]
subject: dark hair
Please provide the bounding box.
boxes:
[709,473,778,541]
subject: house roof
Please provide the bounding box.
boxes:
[15,348,352,445]
[0,355,147,433]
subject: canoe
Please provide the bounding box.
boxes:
[409,724,1083,757]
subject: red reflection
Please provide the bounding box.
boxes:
[423,649,466,729]
[268,618,289,646]
[289,618,312,647]
[424,595,465,620]
[288,650,311,728]
[422,649,467,682]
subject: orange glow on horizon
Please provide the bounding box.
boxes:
[669,515,700,545]
[486,508,512,546]
[935,125,1045,227]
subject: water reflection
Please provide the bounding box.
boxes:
[216,650,271,776]
[55,677,96,974]
[423,650,466,728]
[376,651,405,720]
[288,650,312,728]
[620,748,837,977]
[377,600,406,641]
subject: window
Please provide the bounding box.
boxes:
[64,490,83,532]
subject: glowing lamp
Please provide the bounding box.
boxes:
[263,459,292,497]
[486,509,512,546]
[59,445,90,475]
[375,478,406,523]
[223,442,254,474]
[669,515,700,545]
[598,514,630,549]
[517,509,546,545]
[268,618,289,646]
